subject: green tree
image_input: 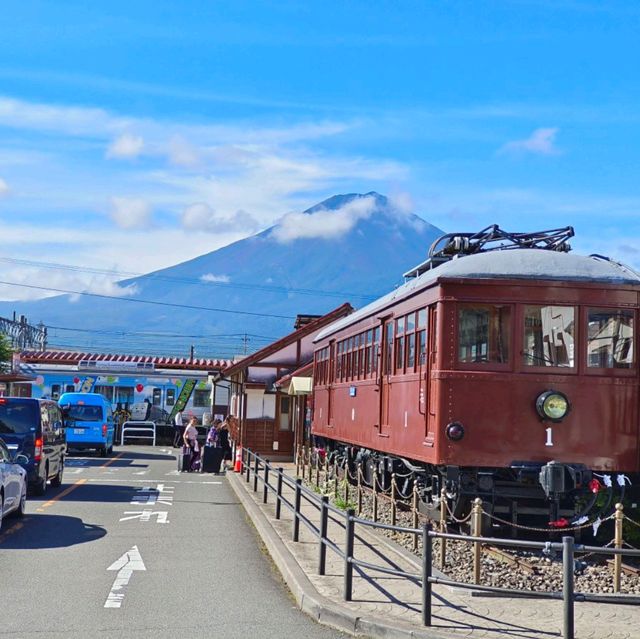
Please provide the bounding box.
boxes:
[0,334,14,372]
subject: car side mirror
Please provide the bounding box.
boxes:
[13,454,29,465]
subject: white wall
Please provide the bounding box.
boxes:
[246,389,276,419]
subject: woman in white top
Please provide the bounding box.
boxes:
[182,416,200,471]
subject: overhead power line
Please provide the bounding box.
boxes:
[0,256,377,301]
[0,280,297,320]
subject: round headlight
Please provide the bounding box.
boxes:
[446,422,465,441]
[536,390,570,422]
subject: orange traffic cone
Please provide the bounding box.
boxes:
[234,447,243,472]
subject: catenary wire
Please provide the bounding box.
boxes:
[0,280,298,320]
[0,256,378,301]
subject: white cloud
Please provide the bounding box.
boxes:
[167,135,200,166]
[106,133,144,159]
[0,177,9,197]
[499,127,561,156]
[110,197,152,229]
[181,202,260,233]
[271,195,380,242]
[200,273,231,283]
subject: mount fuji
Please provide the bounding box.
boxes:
[2,193,444,358]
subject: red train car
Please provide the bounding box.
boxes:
[312,227,639,527]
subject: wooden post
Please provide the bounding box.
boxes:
[315,456,320,488]
[308,448,313,483]
[391,472,397,528]
[334,459,339,499]
[301,445,307,479]
[613,502,624,593]
[295,445,301,477]
[472,497,483,585]
[439,486,447,568]
[357,464,363,515]
[373,469,378,523]
[325,456,330,493]
[412,482,419,551]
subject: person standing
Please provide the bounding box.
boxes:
[182,416,200,472]
[218,419,232,470]
[173,409,184,448]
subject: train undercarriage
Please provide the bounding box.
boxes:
[323,441,637,536]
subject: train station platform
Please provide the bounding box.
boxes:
[227,463,639,639]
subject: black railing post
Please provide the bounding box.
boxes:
[263,460,270,503]
[562,536,575,639]
[253,455,259,492]
[292,478,302,542]
[344,508,355,601]
[245,449,251,483]
[318,495,329,575]
[275,467,283,519]
[422,522,432,627]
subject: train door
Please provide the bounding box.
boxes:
[328,341,335,427]
[379,319,394,436]
[425,304,438,444]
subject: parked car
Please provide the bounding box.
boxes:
[0,397,65,496]
[59,392,115,457]
[0,436,27,530]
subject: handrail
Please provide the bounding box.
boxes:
[240,447,640,639]
[120,420,156,446]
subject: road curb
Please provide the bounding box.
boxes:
[227,471,452,639]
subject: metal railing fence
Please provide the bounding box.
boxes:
[241,448,640,639]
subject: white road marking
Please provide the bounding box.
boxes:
[120,510,169,523]
[85,478,222,484]
[104,545,146,609]
[133,470,149,475]
[65,469,84,475]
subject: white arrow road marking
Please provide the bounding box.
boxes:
[119,510,169,523]
[104,545,146,609]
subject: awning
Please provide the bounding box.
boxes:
[285,376,313,396]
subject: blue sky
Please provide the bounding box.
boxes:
[1,1,640,300]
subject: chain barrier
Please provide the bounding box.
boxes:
[482,508,615,533]
[442,498,473,524]
[624,514,640,529]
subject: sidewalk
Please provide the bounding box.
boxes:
[227,464,640,639]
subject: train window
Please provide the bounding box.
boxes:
[396,317,405,335]
[523,305,575,368]
[458,304,511,364]
[406,313,415,332]
[417,309,427,329]
[166,388,176,406]
[51,384,61,400]
[407,333,416,369]
[384,323,394,374]
[418,330,427,365]
[94,385,114,402]
[152,388,162,406]
[395,336,405,371]
[587,309,634,369]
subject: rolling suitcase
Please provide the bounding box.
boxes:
[178,447,192,472]
[201,445,223,473]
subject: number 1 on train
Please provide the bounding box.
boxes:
[545,427,553,447]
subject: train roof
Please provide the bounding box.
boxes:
[315,249,640,342]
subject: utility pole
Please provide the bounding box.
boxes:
[242,334,249,355]
[189,344,195,363]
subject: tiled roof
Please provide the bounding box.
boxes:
[19,350,231,371]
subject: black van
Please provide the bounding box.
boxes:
[0,397,66,495]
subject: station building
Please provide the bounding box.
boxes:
[213,304,353,460]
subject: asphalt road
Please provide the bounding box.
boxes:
[0,445,347,639]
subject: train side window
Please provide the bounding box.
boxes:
[523,305,575,368]
[587,309,634,369]
[407,333,416,369]
[418,330,427,365]
[417,309,427,329]
[458,304,511,364]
